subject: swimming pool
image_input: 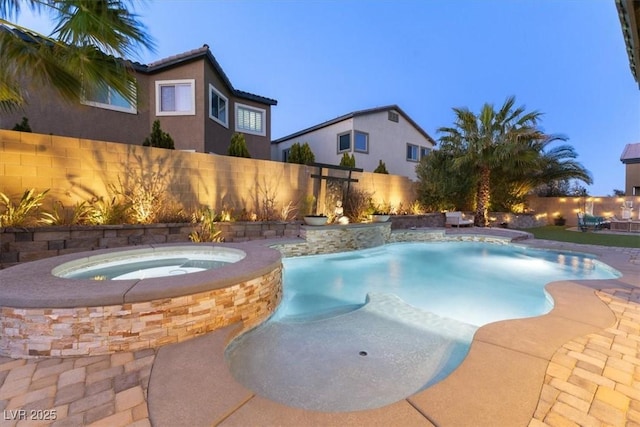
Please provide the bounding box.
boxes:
[226,241,620,412]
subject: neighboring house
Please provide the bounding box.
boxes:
[271,105,435,180]
[0,42,277,158]
[621,143,640,195]
[616,0,640,89]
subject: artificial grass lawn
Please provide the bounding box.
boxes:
[523,226,640,248]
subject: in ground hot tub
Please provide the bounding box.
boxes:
[0,243,282,358]
[52,246,246,280]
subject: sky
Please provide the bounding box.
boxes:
[14,0,640,196]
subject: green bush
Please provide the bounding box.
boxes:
[228,133,251,158]
[339,152,355,168]
[12,117,32,132]
[189,207,223,242]
[287,142,315,165]
[373,160,388,174]
[143,120,175,149]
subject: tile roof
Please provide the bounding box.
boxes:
[144,44,277,106]
[621,142,640,163]
[616,0,640,88]
[272,105,435,145]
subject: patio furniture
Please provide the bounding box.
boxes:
[577,212,607,232]
[445,212,474,227]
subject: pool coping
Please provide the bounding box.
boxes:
[0,242,282,307]
[146,230,640,426]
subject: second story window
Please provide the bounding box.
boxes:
[338,132,351,152]
[354,131,368,153]
[209,85,228,127]
[83,84,137,114]
[235,103,265,136]
[156,79,195,116]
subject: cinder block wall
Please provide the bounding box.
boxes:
[0,130,416,213]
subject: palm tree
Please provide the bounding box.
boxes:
[438,96,563,227]
[0,0,154,112]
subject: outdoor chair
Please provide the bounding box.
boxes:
[445,211,474,227]
[577,212,608,232]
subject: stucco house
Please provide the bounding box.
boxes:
[621,143,640,195]
[0,42,277,158]
[271,105,435,180]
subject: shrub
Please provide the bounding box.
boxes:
[86,196,130,225]
[287,142,315,165]
[228,133,251,158]
[41,200,92,225]
[189,207,223,242]
[373,160,388,174]
[343,187,372,222]
[339,152,356,168]
[12,117,32,132]
[143,120,175,149]
[0,188,48,227]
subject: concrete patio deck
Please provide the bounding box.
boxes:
[0,229,638,426]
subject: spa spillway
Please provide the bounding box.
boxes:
[0,243,282,358]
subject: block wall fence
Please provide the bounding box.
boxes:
[2,130,637,230]
[0,130,417,214]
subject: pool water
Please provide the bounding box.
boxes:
[226,242,620,412]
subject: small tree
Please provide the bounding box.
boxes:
[288,142,316,165]
[143,120,175,149]
[339,152,355,168]
[373,160,388,174]
[228,133,251,158]
[12,117,32,132]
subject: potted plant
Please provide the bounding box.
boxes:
[303,214,328,226]
[371,210,390,223]
[553,215,566,226]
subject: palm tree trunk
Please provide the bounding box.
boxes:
[475,166,491,227]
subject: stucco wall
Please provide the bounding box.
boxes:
[271,109,433,180]
[625,163,640,196]
[0,130,416,217]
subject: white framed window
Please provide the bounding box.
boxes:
[407,143,419,162]
[235,103,266,136]
[209,84,228,127]
[420,146,431,159]
[354,131,368,153]
[83,85,137,114]
[337,132,351,152]
[155,79,195,116]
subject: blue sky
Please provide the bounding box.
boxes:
[16,0,640,196]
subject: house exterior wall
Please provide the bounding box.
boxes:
[273,119,354,165]
[231,97,272,160]
[148,61,206,152]
[625,163,640,195]
[271,109,434,180]
[0,74,151,146]
[352,110,434,180]
[204,64,234,154]
[1,50,274,159]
